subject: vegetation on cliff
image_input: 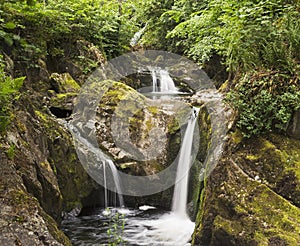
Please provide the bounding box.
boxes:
[136,0,300,137]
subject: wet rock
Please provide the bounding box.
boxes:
[192,133,300,245]
[287,109,300,139]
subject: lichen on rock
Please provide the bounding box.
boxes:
[192,132,300,245]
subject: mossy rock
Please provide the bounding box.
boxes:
[49,92,78,111]
[234,133,300,207]
[50,73,80,93]
[0,151,71,246]
[192,133,300,245]
[34,109,100,212]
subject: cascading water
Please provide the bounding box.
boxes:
[63,63,227,245]
[130,24,147,46]
[149,67,178,93]
[172,107,199,218]
[67,123,124,208]
[121,107,198,245]
[105,159,124,208]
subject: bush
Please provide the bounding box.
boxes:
[0,55,24,133]
[226,71,300,137]
[167,0,300,74]
[0,0,140,67]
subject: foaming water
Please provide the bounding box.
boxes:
[125,212,194,246]
[149,67,178,93]
[62,207,194,246]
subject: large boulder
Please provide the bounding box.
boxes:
[192,132,300,245]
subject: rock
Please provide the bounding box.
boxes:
[49,92,77,112]
[0,152,71,246]
[192,133,300,245]
[0,95,103,244]
[233,134,300,207]
[287,109,300,139]
[50,73,80,94]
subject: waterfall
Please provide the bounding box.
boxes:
[67,123,124,208]
[172,107,199,218]
[130,24,147,46]
[103,161,108,208]
[149,67,178,93]
[105,160,124,207]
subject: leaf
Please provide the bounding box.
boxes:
[13,34,20,41]
[4,36,13,46]
[4,22,16,30]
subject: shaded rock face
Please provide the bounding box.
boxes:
[0,40,107,245]
[0,152,71,246]
[192,133,300,245]
[287,109,300,139]
[0,95,102,245]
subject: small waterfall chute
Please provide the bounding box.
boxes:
[149,67,178,93]
[102,159,124,208]
[130,24,148,46]
[172,107,199,218]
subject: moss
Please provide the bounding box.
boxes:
[39,208,72,246]
[50,73,80,93]
[167,117,180,135]
[147,106,158,115]
[211,170,300,245]
[231,129,244,145]
[35,110,49,123]
[193,132,300,245]
[235,134,300,206]
[6,144,16,160]
[245,155,259,161]
[9,189,38,207]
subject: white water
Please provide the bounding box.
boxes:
[149,67,178,93]
[103,160,124,207]
[122,107,199,245]
[67,123,124,208]
[103,161,108,208]
[172,107,200,218]
[130,24,147,46]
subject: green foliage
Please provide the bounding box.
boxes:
[104,208,126,246]
[226,71,300,137]
[137,0,207,50]
[0,55,24,133]
[167,0,300,74]
[6,143,16,160]
[0,0,141,69]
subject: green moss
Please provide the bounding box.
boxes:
[50,73,80,93]
[216,173,300,244]
[193,133,300,245]
[235,134,300,206]
[39,208,72,246]
[231,129,243,145]
[147,106,158,115]
[6,144,16,160]
[245,155,259,161]
[35,110,49,123]
[167,117,180,135]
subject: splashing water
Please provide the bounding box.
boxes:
[149,67,178,93]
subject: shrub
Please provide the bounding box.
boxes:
[0,55,24,133]
[226,71,300,137]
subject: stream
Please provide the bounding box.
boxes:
[62,207,193,246]
[64,63,226,245]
